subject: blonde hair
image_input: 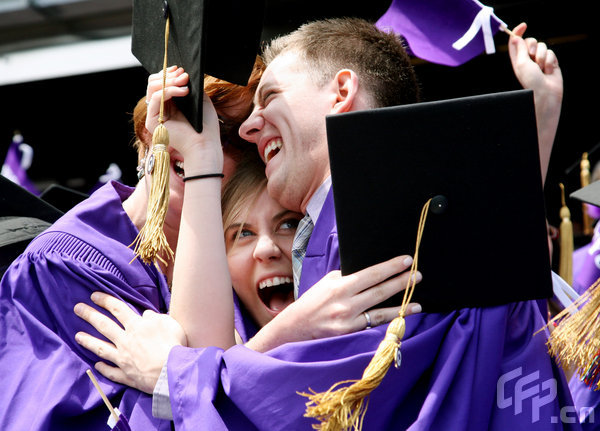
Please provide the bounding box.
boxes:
[221,151,266,249]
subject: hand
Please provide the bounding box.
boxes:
[508,23,562,96]
[508,23,563,184]
[74,292,187,394]
[145,66,223,172]
[246,255,422,352]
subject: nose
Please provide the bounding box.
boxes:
[239,108,264,143]
[253,234,282,262]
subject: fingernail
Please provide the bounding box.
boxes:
[403,256,413,266]
[90,292,100,302]
[411,304,422,313]
[412,271,422,283]
[74,303,83,315]
[74,332,82,344]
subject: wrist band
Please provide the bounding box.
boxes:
[182,173,225,182]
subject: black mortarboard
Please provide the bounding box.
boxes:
[0,175,63,224]
[132,0,265,132]
[0,176,63,275]
[327,89,552,312]
[39,184,89,214]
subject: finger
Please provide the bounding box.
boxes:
[94,362,137,389]
[534,42,548,70]
[511,22,527,38]
[147,72,189,97]
[346,255,414,295]
[360,303,422,330]
[356,307,399,330]
[74,331,120,364]
[147,65,181,84]
[90,292,142,329]
[74,302,126,342]
[404,302,423,316]
[524,37,537,57]
[146,86,190,122]
[355,270,422,311]
[544,49,559,75]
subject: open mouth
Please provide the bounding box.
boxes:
[264,139,282,163]
[173,160,185,179]
[257,276,294,312]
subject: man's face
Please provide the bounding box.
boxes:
[239,52,333,214]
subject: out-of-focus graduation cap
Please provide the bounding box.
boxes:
[570,180,600,208]
[327,89,552,312]
[40,184,88,214]
[131,0,265,132]
[0,176,63,275]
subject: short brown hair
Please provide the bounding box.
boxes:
[263,17,420,108]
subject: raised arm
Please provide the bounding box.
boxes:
[145,67,234,349]
[508,23,563,185]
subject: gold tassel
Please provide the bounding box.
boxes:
[547,278,600,391]
[301,200,431,431]
[558,183,573,286]
[130,13,174,266]
[581,152,593,236]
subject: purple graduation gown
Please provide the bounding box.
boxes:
[167,190,581,430]
[0,182,171,430]
[568,224,600,430]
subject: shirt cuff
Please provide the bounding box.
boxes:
[152,361,173,420]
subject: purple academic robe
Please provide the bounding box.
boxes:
[167,190,581,430]
[0,182,171,430]
[567,223,600,430]
[572,223,600,296]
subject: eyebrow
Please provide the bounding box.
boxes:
[273,210,300,222]
[225,222,252,233]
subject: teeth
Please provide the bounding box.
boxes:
[263,139,282,162]
[174,160,185,178]
[259,276,292,290]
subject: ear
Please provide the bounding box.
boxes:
[330,69,360,114]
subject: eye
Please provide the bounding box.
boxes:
[279,218,300,232]
[239,228,254,238]
[262,90,277,106]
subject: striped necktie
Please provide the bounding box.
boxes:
[292,214,314,297]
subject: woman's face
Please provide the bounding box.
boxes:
[225,188,302,328]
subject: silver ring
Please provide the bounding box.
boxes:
[363,311,372,330]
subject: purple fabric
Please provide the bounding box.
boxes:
[169,189,580,430]
[376,0,506,66]
[0,181,171,430]
[1,135,40,195]
[573,223,600,295]
[569,377,600,430]
[112,416,132,431]
[569,222,600,430]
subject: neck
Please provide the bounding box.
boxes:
[123,181,177,284]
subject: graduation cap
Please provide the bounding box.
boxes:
[0,175,63,276]
[546,179,600,390]
[129,0,265,265]
[302,89,553,430]
[132,0,265,133]
[570,178,600,208]
[327,88,552,312]
[40,184,89,214]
